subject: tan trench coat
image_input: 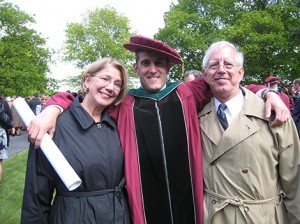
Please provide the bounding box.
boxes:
[199,87,300,224]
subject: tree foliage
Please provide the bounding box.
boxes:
[156,0,300,84]
[61,6,136,88]
[0,0,53,96]
[61,73,83,91]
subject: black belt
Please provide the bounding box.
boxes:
[57,177,125,197]
[57,177,126,224]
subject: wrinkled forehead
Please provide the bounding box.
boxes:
[208,47,237,62]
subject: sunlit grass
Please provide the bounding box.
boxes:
[0,150,28,224]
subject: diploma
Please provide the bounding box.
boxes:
[13,98,82,191]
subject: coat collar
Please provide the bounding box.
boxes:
[128,82,181,101]
[199,86,268,163]
[70,97,116,130]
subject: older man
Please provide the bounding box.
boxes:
[184,70,202,82]
[199,40,300,223]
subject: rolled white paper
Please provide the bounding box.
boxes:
[13,98,82,191]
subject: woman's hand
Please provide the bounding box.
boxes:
[264,92,290,127]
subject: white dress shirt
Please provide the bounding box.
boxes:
[214,90,245,125]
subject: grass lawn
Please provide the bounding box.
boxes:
[0,150,28,224]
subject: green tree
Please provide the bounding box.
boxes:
[0,0,53,96]
[222,1,300,84]
[61,73,83,91]
[46,77,60,95]
[61,6,135,88]
[156,0,300,83]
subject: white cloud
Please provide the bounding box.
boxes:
[9,0,176,91]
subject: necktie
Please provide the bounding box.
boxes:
[217,104,228,130]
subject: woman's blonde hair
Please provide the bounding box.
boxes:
[81,57,128,105]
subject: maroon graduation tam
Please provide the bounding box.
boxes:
[123,35,183,65]
[265,76,280,84]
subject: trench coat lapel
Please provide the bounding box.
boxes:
[199,87,268,164]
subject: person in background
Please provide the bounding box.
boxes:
[21,58,131,223]
[41,94,49,105]
[281,83,289,95]
[293,78,300,100]
[0,94,13,182]
[10,96,25,136]
[27,93,41,115]
[281,84,296,114]
[6,96,13,135]
[36,94,49,115]
[292,77,300,138]
[26,93,42,142]
[77,90,84,102]
[199,40,300,223]
[184,69,202,82]
[264,75,291,113]
[26,36,289,224]
[289,85,297,114]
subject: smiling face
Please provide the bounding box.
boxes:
[84,64,122,110]
[134,51,170,92]
[202,45,244,103]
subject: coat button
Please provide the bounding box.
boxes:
[242,168,248,173]
[212,199,217,204]
[244,206,249,212]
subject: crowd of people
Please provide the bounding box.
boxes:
[258,76,300,138]
[0,93,49,182]
[5,93,50,136]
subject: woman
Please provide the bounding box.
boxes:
[0,96,13,182]
[21,58,131,223]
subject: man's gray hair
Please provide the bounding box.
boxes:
[184,70,201,78]
[202,40,244,70]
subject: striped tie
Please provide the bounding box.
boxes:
[217,104,228,130]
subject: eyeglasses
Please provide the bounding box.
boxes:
[207,62,236,71]
[94,75,124,91]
